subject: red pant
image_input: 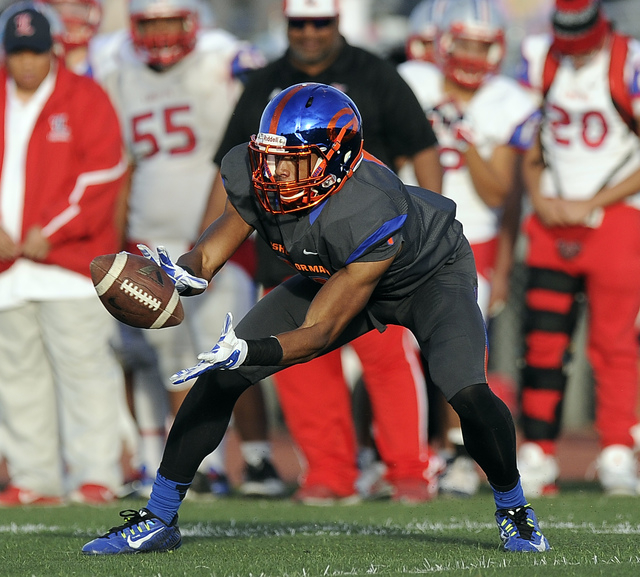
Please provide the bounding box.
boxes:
[273,325,429,495]
[522,204,640,449]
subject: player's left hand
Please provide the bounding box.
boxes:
[170,312,248,384]
[137,244,208,295]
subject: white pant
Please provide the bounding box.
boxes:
[0,298,125,496]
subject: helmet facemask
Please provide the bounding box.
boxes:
[249,128,357,214]
[46,0,102,50]
[436,0,505,90]
[440,27,505,89]
[130,0,198,68]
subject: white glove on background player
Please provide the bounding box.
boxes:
[137,244,208,295]
[170,313,248,384]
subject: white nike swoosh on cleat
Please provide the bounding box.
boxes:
[530,540,549,552]
[126,527,163,549]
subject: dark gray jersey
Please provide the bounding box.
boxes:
[221,145,465,298]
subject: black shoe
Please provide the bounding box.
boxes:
[239,459,286,497]
[186,470,230,499]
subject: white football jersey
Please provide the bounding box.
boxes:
[399,61,539,243]
[519,34,640,207]
[101,30,256,255]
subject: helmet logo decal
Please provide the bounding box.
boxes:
[328,107,359,133]
[255,133,287,149]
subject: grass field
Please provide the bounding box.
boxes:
[1,482,639,577]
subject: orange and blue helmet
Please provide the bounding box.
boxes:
[249,82,363,214]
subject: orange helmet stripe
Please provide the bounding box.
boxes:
[268,83,306,134]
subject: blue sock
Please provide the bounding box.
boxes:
[146,472,190,524]
[492,478,528,510]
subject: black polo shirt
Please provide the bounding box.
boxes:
[214,41,437,168]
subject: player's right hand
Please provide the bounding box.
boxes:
[137,244,208,295]
[170,313,248,384]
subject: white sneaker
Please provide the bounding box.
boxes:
[596,445,638,496]
[517,442,559,497]
[356,460,392,499]
[439,456,480,497]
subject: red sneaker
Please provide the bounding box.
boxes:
[69,483,116,505]
[292,485,361,506]
[0,485,63,507]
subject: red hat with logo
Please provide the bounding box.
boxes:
[552,0,609,56]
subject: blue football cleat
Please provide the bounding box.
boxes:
[82,508,181,555]
[495,504,551,552]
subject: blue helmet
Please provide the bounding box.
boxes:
[249,82,363,214]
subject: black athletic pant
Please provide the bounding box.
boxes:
[160,241,519,489]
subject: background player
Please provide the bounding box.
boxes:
[515,0,640,496]
[399,0,540,497]
[100,0,284,498]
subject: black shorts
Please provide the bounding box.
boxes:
[234,239,487,400]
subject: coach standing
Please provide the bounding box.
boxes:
[0,4,128,506]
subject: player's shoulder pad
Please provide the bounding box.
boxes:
[515,33,553,91]
[397,60,443,107]
[469,75,541,149]
[479,74,539,113]
[195,29,265,78]
[89,29,133,82]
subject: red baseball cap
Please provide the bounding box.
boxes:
[551,0,609,56]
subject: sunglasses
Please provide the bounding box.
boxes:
[288,18,335,30]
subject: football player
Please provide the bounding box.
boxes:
[100,0,283,499]
[404,0,446,63]
[82,82,550,554]
[399,0,540,497]
[43,0,101,74]
[516,0,640,496]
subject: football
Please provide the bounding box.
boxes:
[90,252,184,329]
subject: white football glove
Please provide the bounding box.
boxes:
[137,244,208,295]
[170,312,248,385]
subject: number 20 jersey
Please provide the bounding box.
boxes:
[518,34,640,206]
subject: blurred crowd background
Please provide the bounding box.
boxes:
[86,0,638,434]
[2,0,640,503]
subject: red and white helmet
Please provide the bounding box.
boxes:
[435,0,506,90]
[43,0,101,50]
[405,0,446,62]
[129,0,199,67]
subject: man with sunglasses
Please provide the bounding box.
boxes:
[201,0,444,504]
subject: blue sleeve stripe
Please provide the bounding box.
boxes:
[630,69,640,98]
[508,110,542,150]
[346,215,407,265]
[514,57,531,86]
[309,201,327,225]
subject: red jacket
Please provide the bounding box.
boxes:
[0,64,126,278]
